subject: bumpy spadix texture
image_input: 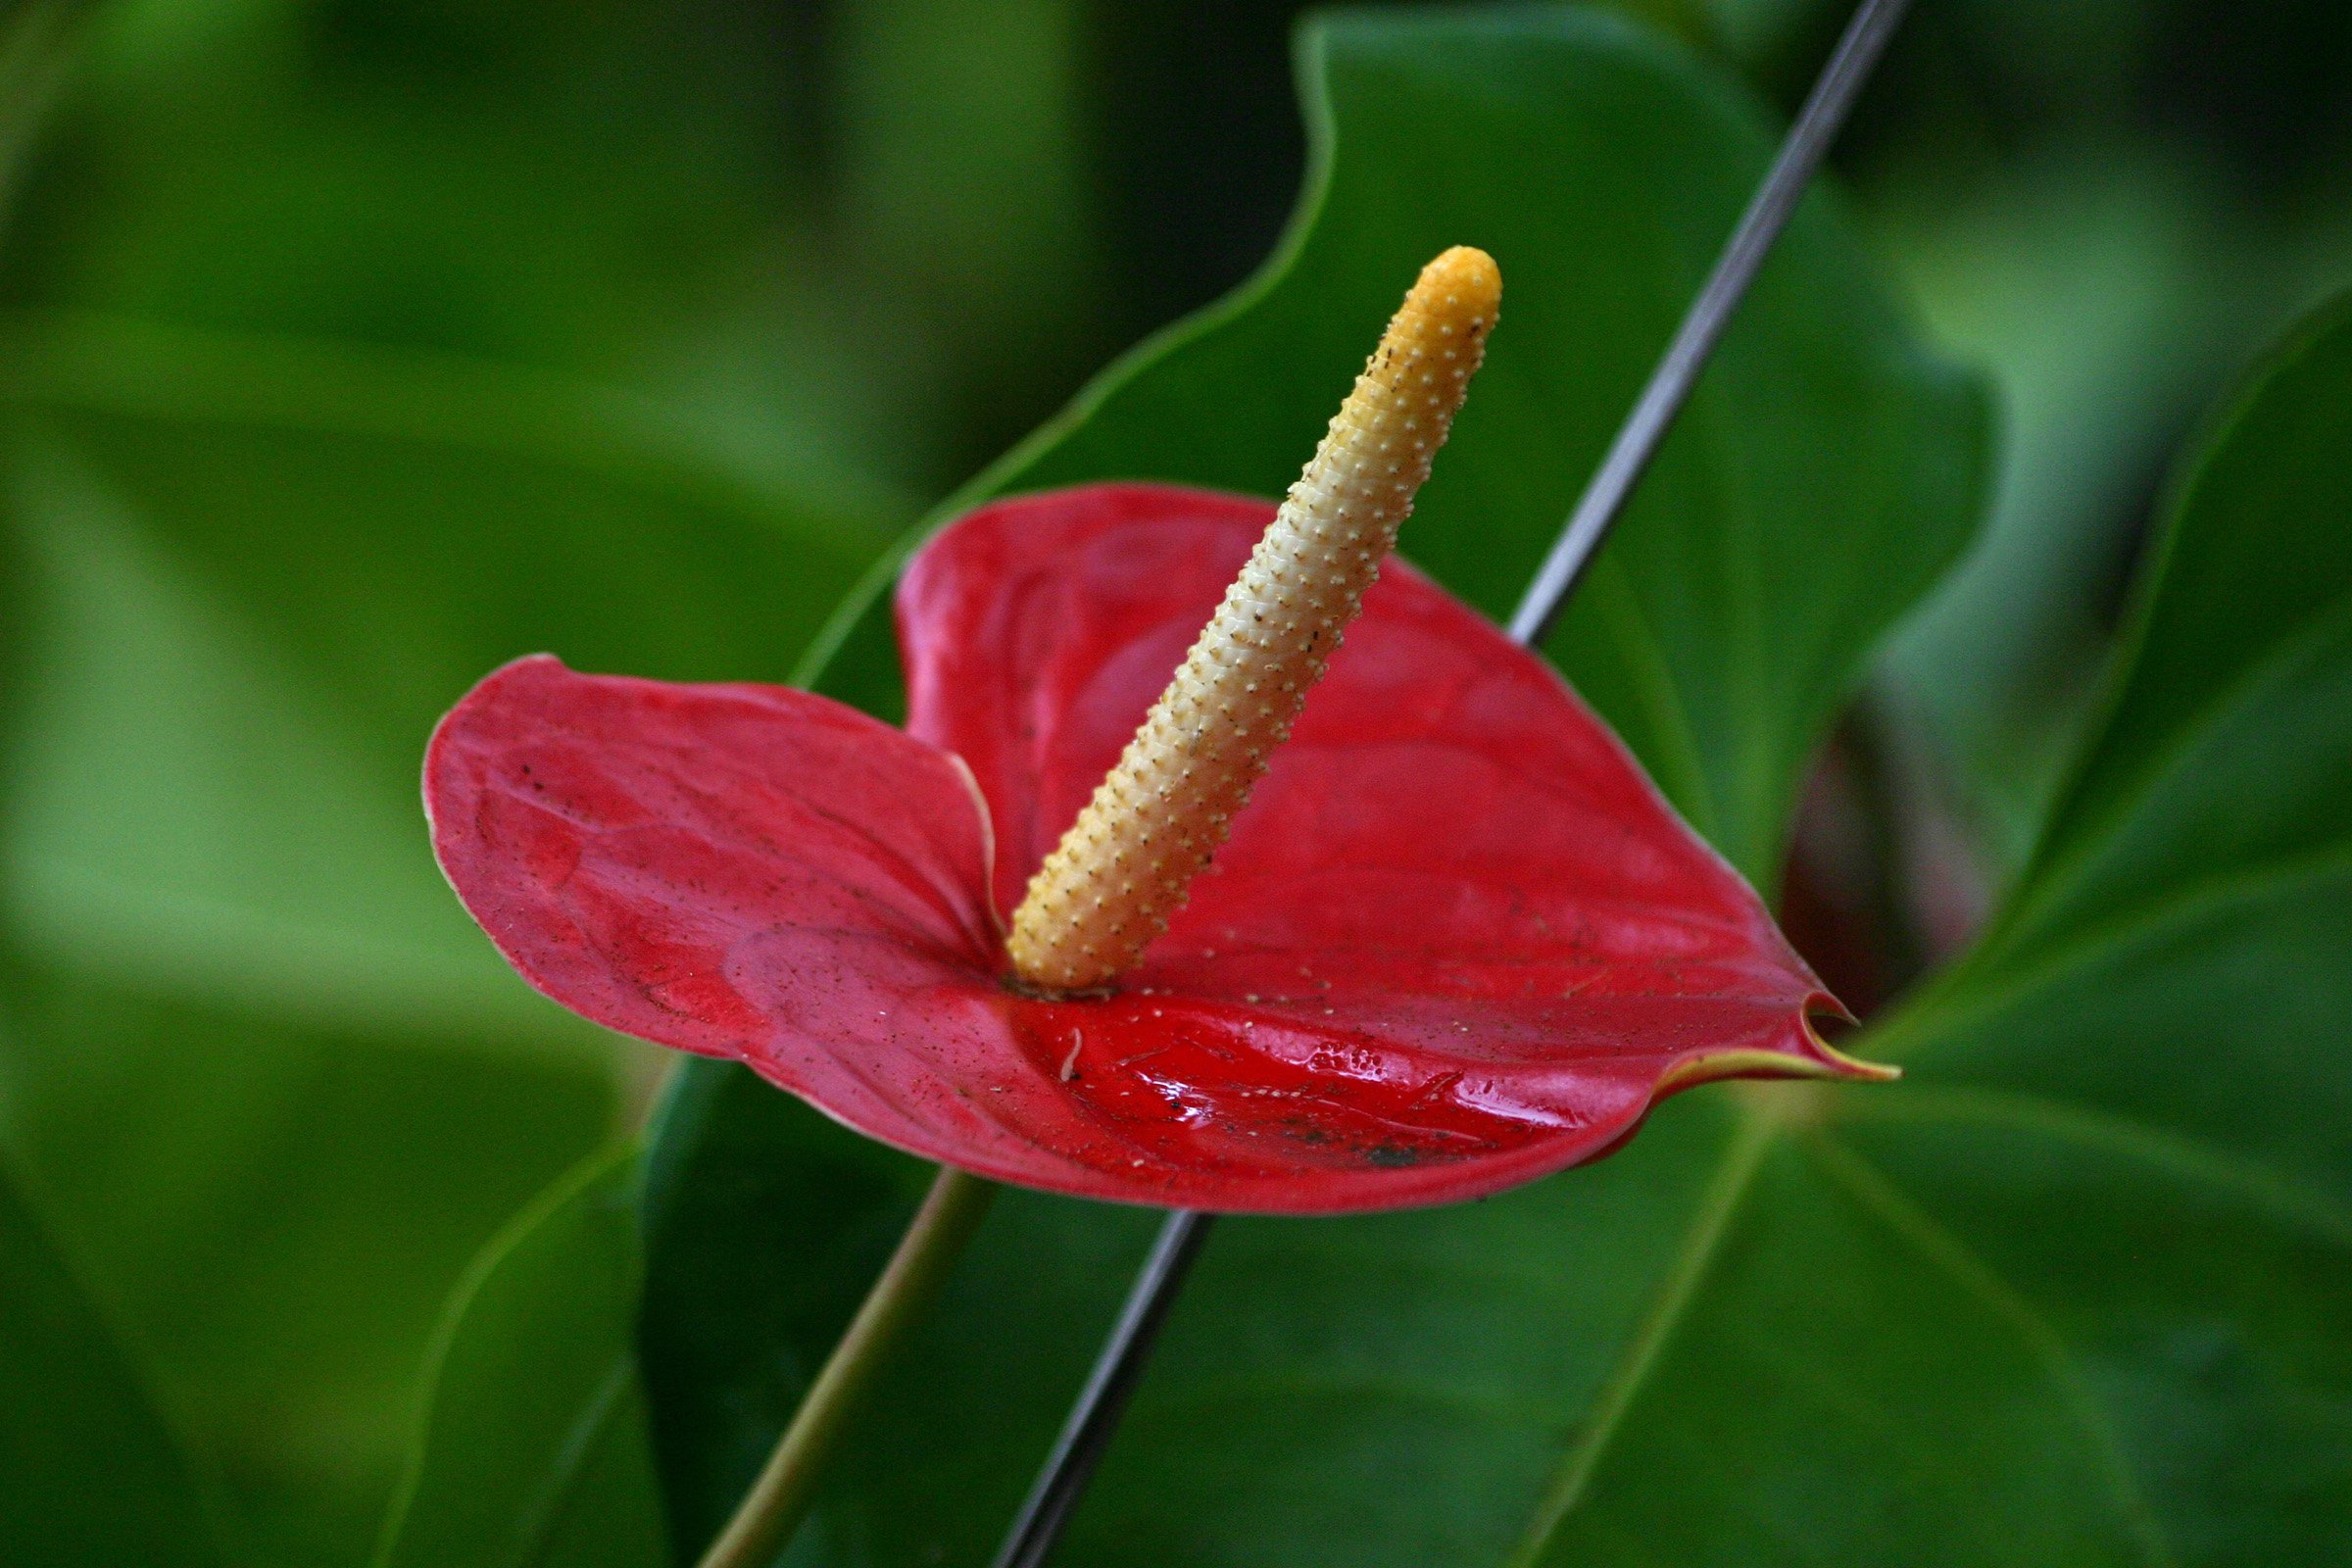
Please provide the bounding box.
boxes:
[1007,247,1501,991]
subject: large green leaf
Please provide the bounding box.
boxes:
[0,1143,224,1567]
[1809,288,2352,1564]
[808,1,1988,886]
[375,1144,667,1568]
[647,1067,1734,1566]
[1074,254,2352,1568]
[642,254,2352,1568]
[639,7,1999,1564]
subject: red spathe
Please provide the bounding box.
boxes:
[427,484,1873,1213]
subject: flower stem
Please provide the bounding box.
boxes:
[696,1166,998,1568]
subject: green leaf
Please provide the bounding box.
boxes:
[0,1145,224,1567]
[806,2,1988,886]
[1506,277,2352,1566]
[642,8,2008,1564]
[1817,285,2352,1563]
[1866,282,2352,1184]
[375,1144,668,1568]
[648,1064,1734,1566]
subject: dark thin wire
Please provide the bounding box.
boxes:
[1507,0,1914,646]
[990,4,1910,1561]
[990,1208,1214,1568]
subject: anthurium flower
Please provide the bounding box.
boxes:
[426,249,1885,1214]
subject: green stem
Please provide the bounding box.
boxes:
[694,1166,999,1568]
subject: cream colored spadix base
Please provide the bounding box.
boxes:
[1006,246,1501,993]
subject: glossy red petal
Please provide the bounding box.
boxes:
[429,486,1874,1215]
[427,657,1023,1165]
[897,484,1880,1209]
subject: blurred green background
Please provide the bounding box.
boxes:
[1,1,2348,1564]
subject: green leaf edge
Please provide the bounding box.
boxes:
[781,4,1357,692]
[1867,278,2352,1061]
[0,1137,233,1563]
[790,0,1984,728]
[367,1138,652,1568]
[2001,281,2352,946]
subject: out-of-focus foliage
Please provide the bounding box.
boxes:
[1724,0,2352,869]
[373,1145,665,1568]
[0,962,613,1564]
[0,2,906,1562]
[0,1139,223,1566]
